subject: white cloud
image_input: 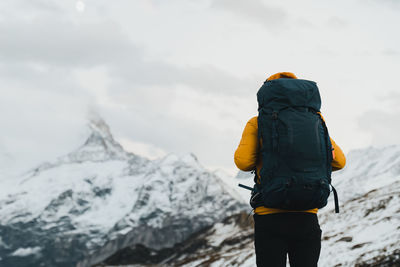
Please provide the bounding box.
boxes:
[211,0,287,27]
[358,110,400,147]
[119,139,167,160]
[326,17,348,30]
[0,19,136,67]
[0,0,399,174]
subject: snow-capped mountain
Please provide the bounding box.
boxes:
[100,145,400,267]
[0,117,245,267]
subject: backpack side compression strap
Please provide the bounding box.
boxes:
[319,114,340,213]
[331,185,339,213]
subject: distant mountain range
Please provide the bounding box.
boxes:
[0,117,245,267]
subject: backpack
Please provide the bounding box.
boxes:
[255,78,339,213]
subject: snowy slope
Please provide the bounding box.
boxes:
[97,212,256,267]
[318,146,400,266]
[212,169,254,204]
[0,117,245,267]
[103,145,400,267]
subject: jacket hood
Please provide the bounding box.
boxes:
[266,72,297,81]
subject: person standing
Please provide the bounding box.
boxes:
[234,72,346,267]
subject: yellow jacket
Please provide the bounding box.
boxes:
[234,73,346,215]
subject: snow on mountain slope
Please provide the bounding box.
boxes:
[211,169,254,204]
[104,145,400,267]
[98,212,256,267]
[318,145,400,266]
[0,117,245,267]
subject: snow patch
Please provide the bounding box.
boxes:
[11,247,41,257]
[208,222,238,246]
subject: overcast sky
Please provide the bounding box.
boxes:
[0,0,399,175]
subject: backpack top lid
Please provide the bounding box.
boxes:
[257,78,321,112]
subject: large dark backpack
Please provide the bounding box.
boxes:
[255,78,339,212]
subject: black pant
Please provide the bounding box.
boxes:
[254,213,321,267]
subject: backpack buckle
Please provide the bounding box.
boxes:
[271,112,278,120]
[250,192,263,209]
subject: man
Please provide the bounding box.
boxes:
[234,72,346,267]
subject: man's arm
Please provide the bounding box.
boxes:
[234,116,259,171]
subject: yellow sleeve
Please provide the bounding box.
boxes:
[330,138,346,171]
[234,117,259,171]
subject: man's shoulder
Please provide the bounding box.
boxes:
[242,116,258,133]
[247,116,258,126]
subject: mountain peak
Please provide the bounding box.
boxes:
[27,116,143,176]
[66,116,131,163]
[87,114,113,140]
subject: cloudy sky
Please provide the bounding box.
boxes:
[0,0,399,175]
